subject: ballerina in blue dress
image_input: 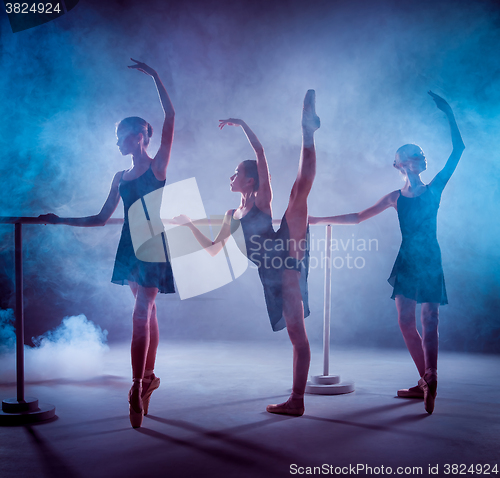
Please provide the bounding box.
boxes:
[40,60,175,427]
[310,91,465,414]
[174,91,320,416]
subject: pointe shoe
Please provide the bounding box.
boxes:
[302,89,321,132]
[266,398,305,417]
[128,382,144,428]
[142,374,160,416]
[397,385,424,399]
[418,375,437,414]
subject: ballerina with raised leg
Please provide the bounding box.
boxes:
[39,60,176,427]
[173,90,320,416]
[309,91,464,414]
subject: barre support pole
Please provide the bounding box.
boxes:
[306,224,354,395]
[15,223,24,402]
[0,222,56,425]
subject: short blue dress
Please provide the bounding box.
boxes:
[111,165,175,294]
[231,204,310,331]
[388,181,447,305]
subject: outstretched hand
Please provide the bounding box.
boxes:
[38,213,61,224]
[428,90,452,115]
[171,214,192,226]
[128,58,157,77]
[219,118,244,130]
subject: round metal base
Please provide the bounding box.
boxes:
[306,375,355,395]
[0,397,56,425]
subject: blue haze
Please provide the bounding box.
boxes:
[0,0,498,352]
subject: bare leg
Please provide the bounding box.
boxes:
[267,91,319,416]
[131,286,157,378]
[421,302,439,373]
[129,282,161,416]
[418,302,439,413]
[129,282,159,378]
[142,303,161,416]
[145,303,159,371]
[128,283,157,427]
[284,89,320,262]
[395,295,425,377]
[284,271,311,397]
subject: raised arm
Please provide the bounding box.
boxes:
[309,190,399,225]
[219,118,272,209]
[38,172,122,226]
[172,210,234,257]
[129,59,175,181]
[428,91,465,189]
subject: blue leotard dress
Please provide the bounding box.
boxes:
[388,181,447,305]
[111,165,175,294]
[231,204,310,331]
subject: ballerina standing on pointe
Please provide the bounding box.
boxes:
[173,91,320,416]
[39,60,175,427]
[309,91,465,414]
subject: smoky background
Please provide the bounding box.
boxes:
[0,0,498,361]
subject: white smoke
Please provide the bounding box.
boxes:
[0,309,16,352]
[0,311,109,382]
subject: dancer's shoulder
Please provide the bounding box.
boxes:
[381,190,400,208]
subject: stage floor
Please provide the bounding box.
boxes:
[1,341,499,478]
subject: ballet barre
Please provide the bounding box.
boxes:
[0,219,56,424]
[0,216,354,424]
